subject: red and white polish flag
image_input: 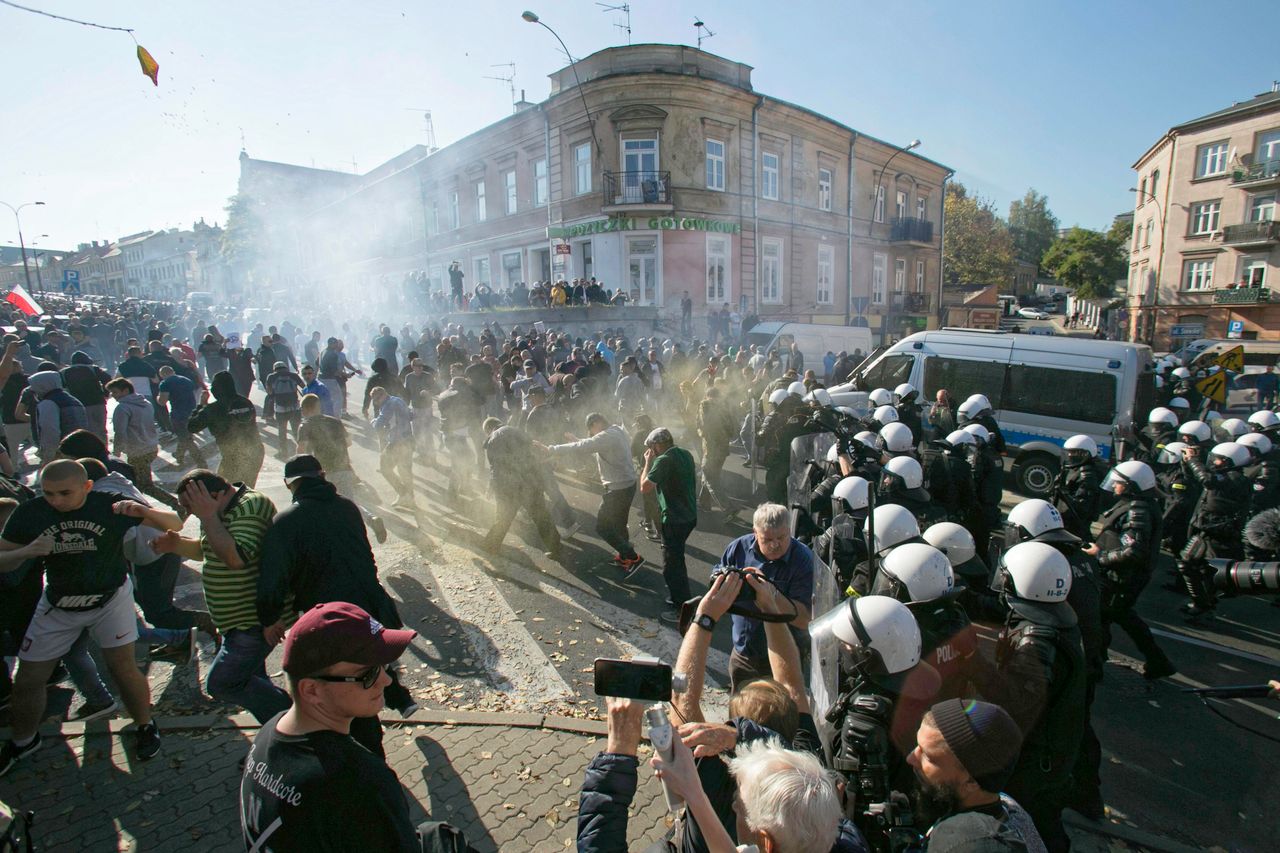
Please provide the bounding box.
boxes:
[4,284,43,317]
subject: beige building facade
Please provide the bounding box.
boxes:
[1130,88,1280,348]
[287,44,951,341]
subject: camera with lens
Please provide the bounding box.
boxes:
[1209,559,1280,596]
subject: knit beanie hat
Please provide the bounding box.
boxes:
[929,699,1023,794]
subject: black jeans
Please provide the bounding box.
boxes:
[485,485,560,552]
[598,484,638,560]
[133,553,206,630]
[660,519,695,603]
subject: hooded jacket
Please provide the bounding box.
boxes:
[256,477,398,626]
[30,370,89,460]
[188,371,261,448]
[111,392,158,456]
[61,351,110,407]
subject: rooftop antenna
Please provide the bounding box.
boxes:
[694,17,715,50]
[402,108,439,153]
[484,62,518,113]
[597,2,631,45]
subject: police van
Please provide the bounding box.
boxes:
[832,329,1155,496]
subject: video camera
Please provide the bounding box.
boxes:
[1209,560,1280,596]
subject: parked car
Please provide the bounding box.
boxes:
[1018,307,1050,320]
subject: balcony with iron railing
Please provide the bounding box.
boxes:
[1213,286,1272,305]
[1230,158,1280,188]
[892,291,933,313]
[889,217,934,244]
[1221,220,1280,248]
[602,170,673,211]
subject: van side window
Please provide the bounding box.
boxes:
[859,354,914,391]
[1005,365,1117,425]
[923,357,1006,408]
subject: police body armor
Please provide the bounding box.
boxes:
[1246,453,1280,516]
[1157,459,1200,553]
[1053,459,1103,539]
[815,519,869,592]
[1095,494,1161,612]
[1135,423,1176,465]
[913,600,978,702]
[830,689,920,853]
[1177,459,1251,611]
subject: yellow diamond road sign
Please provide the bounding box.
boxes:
[1195,371,1226,404]
[1213,345,1244,373]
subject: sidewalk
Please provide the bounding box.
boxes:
[0,711,1196,853]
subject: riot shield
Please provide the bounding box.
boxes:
[808,555,843,762]
[788,431,837,513]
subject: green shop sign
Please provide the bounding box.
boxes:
[549,215,742,239]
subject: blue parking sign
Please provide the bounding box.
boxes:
[62,269,81,293]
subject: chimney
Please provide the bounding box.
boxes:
[92,241,99,248]
[514,88,535,112]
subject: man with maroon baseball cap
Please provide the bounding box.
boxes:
[240,601,420,851]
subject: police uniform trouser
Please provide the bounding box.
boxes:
[1006,760,1072,853]
[764,462,789,505]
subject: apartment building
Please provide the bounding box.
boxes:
[1130,87,1280,347]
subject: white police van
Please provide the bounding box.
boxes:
[831,329,1155,496]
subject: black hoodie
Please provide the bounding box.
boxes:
[188,371,260,447]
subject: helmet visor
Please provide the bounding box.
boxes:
[1100,469,1131,491]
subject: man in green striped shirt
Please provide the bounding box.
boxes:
[152,469,287,722]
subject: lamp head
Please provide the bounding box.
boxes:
[34,201,44,206]
[522,11,540,22]
[907,139,921,150]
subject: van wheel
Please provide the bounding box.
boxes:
[1015,453,1058,497]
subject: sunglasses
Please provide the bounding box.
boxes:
[306,664,385,689]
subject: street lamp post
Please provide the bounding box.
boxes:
[0,200,45,291]
[1129,186,1165,346]
[29,235,49,297]
[872,140,920,344]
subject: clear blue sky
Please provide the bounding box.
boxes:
[3,0,1276,251]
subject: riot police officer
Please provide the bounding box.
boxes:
[757,385,807,504]
[1239,432,1280,516]
[1177,442,1253,616]
[814,475,870,591]
[980,541,1086,853]
[1166,394,1192,424]
[1135,406,1179,464]
[849,503,923,597]
[958,393,1006,454]
[1154,441,1200,557]
[924,521,993,619]
[894,382,924,446]
[964,423,1004,558]
[1053,435,1104,539]
[871,542,978,703]
[879,456,945,528]
[878,422,917,461]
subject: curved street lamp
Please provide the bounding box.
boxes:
[873,140,920,344]
[522,11,600,159]
[0,200,45,291]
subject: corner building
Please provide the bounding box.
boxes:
[293,44,950,341]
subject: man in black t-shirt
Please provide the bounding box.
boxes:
[0,460,184,774]
[241,601,470,852]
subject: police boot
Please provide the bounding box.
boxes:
[1176,558,1217,618]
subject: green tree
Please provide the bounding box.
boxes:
[943,182,1015,288]
[1007,189,1059,270]
[1041,226,1127,299]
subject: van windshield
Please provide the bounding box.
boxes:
[857,353,913,391]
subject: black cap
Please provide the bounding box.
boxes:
[283,454,324,484]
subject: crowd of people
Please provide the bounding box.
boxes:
[0,292,1274,852]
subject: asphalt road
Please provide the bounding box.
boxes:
[137,378,1277,851]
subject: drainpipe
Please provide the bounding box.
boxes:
[937,169,955,329]
[846,131,857,326]
[545,106,555,283]
[752,95,763,314]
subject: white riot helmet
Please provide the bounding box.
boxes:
[1063,435,1098,466]
[1237,432,1272,460]
[1218,418,1249,439]
[1006,499,1066,540]
[881,457,928,505]
[963,423,991,445]
[869,387,893,407]
[1155,440,1190,465]
[1167,396,1190,414]
[998,542,1072,611]
[1101,460,1157,493]
[944,429,975,449]
[1177,420,1212,446]
[1249,410,1280,431]
[811,594,922,675]
[1208,441,1250,470]
[768,388,788,406]
[922,522,977,568]
[1204,410,1223,425]
[854,430,880,449]
[879,422,915,454]
[958,394,991,421]
[874,543,955,604]
[832,476,870,512]
[893,383,917,405]
[826,443,841,464]
[869,503,922,554]
[806,388,834,408]
[1171,367,1191,380]
[1154,375,1164,390]
[872,405,900,426]
[1147,407,1178,427]
[787,381,807,397]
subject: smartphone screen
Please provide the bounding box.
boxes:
[593,658,673,701]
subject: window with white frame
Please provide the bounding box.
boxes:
[474,256,490,286]
[449,192,460,229]
[872,252,887,304]
[762,152,780,200]
[1241,256,1268,287]
[534,159,548,207]
[916,260,925,292]
[706,235,729,302]
[1250,193,1276,222]
[895,190,907,220]
[1195,141,1229,178]
[1145,218,1153,246]
[818,168,832,211]
[1257,129,1280,162]
[817,245,834,304]
[874,185,885,223]
[1190,201,1220,235]
[1132,222,1142,250]
[761,238,783,303]
[917,196,927,220]
[475,180,486,222]
[504,170,517,215]
[706,139,725,191]
[574,143,592,196]
[1150,169,1160,198]
[894,258,907,292]
[1183,258,1214,291]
